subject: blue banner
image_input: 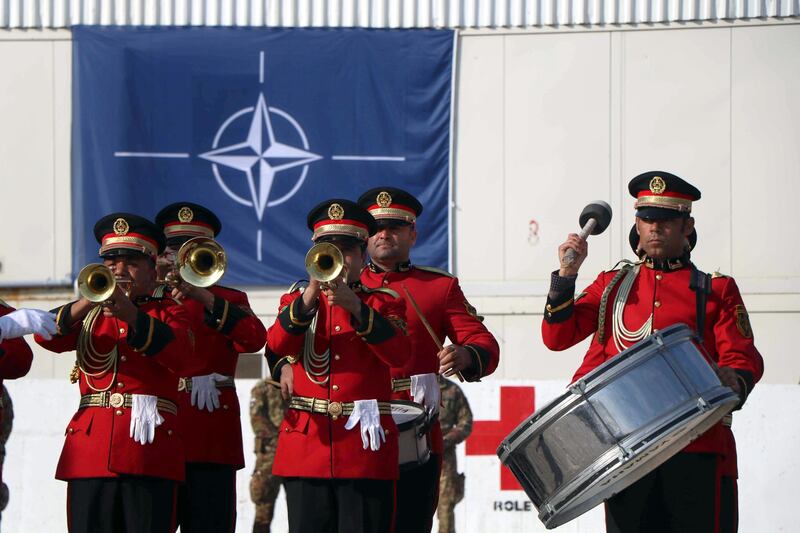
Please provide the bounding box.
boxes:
[72,27,453,286]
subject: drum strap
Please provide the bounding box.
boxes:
[689,265,712,341]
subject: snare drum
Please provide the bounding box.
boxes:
[497,324,739,529]
[391,400,432,470]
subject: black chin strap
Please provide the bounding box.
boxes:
[689,264,712,341]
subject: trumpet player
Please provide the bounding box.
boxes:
[265,199,409,533]
[35,213,192,533]
[155,202,267,533]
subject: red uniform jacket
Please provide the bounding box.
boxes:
[177,285,266,468]
[0,303,35,488]
[35,296,191,482]
[361,263,500,455]
[265,285,409,480]
[541,261,764,476]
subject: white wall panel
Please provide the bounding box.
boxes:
[503,32,613,283]
[454,35,506,281]
[622,28,733,274]
[0,40,69,286]
[730,25,800,281]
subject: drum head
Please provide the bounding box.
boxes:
[390,400,426,428]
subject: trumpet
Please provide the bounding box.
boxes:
[305,242,345,283]
[159,237,227,288]
[76,264,132,303]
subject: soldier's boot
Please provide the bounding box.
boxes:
[252,503,275,533]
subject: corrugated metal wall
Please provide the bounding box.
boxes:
[0,0,797,29]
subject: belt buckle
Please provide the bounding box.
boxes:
[109,393,125,409]
[327,401,343,420]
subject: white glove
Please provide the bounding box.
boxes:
[129,394,164,445]
[0,309,57,342]
[411,373,441,416]
[191,373,227,413]
[344,399,386,452]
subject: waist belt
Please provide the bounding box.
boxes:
[391,378,411,392]
[79,392,178,416]
[722,413,732,428]
[288,395,392,420]
[178,376,236,392]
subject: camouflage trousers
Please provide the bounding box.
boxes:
[250,447,283,533]
[436,450,464,533]
[0,385,14,515]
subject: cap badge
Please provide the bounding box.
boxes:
[376,191,393,208]
[328,203,345,220]
[649,176,666,195]
[178,206,194,223]
[113,218,130,236]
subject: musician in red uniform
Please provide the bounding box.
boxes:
[265,199,409,533]
[0,303,56,524]
[358,187,500,533]
[35,213,192,533]
[541,171,764,533]
[155,202,267,533]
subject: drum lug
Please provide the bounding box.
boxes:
[697,397,709,411]
[569,381,586,395]
[654,333,665,346]
[617,446,631,463]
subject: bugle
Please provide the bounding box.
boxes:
[305,242,345,283]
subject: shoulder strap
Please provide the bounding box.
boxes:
[360,285,400,299]
[413,265,455,278]
[689,265,713,341]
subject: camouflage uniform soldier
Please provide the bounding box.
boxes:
[250,378,288,533]
[436,375,473,533]
[0,385,13,516]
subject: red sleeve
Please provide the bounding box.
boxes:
[35,302,81,353]
[208,289,267,354]
[710,277,764,390]
[145,300,193,373]
[541,271,607,351]
[0,337,33,379]
[359,294,410,370]
[443,279,500,380]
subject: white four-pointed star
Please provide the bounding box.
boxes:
[199,93,321,220]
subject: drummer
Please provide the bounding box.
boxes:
[541,171,763,533]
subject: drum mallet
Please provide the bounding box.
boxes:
[562,201,613,265]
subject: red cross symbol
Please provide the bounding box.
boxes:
[465,386,536,491]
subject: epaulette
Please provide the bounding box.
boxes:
[413,265,455,278]
[711,270,729,279]
[287,280,309,294]
[604,259,638,273]
[360,286,400,299]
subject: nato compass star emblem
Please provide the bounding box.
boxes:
[114,51,404,262]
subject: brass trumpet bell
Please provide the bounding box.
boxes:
[305,242,344,283]
[177,237,226,288]
[77,264,116,303]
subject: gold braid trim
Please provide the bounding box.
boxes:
[356,306,375,337]
[215,299,230,332]
[545,298,574,314]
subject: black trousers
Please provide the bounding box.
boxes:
[394,453,441,533]
[67,476,177,533]
[176,463,237,533]
[284,477,395,533]
[605,453,737,533]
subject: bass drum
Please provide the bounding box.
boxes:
[497,324,739,529]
